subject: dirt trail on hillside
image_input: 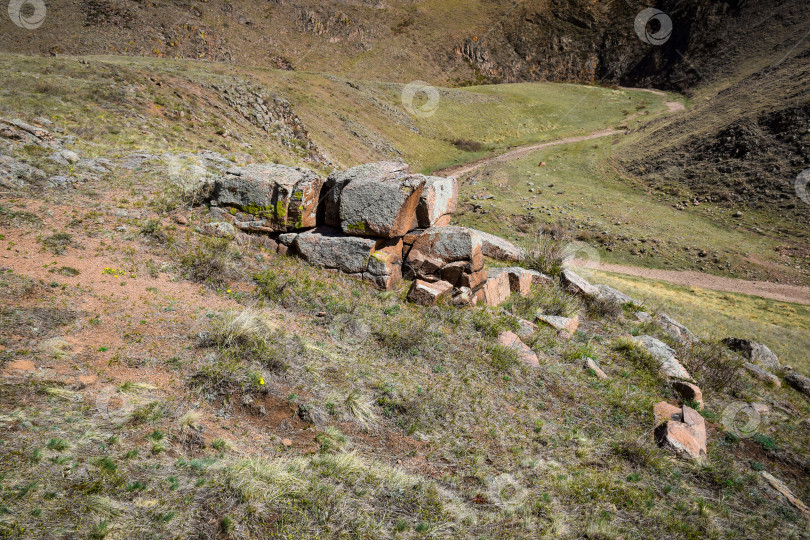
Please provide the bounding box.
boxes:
[437,89,683,178]
[578,260,810,306]
[437,129,623,177]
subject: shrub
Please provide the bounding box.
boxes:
[204,310,289,371]
[586,294,622,320]
[179,237,234,287]
[511,283,581,319]
[612,337,659,376]
[522,225,569,277]
[678,341,744,392]
[452,138,484,152]
[41,232,74,255]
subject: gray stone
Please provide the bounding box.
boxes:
[201,222,235,238]
[469,228,526,262]
[657,314,698,344]
[722,338,781,371]
[785,372,810,398]
[339,171,425,238]
[596,284,637,305]
[560,269,599,297]
[743,362,781,387]
[214,164,323,232]
[294,227,402,289]
[322,162,409,227]
[278,233,298,246]
[634,335,694,382]
[537,314,580,335]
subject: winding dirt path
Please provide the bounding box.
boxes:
[436,88,684,178]
[437,88,810,305]
[576,260,810,306]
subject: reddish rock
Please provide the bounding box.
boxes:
[416,176,458,228]
[498,331,539,367]
[407,279,454,306]
[474,272,511,307]
[654,403,707,461]
[489,267,533,296]
[214,164,324,232]
[584,358,608,379]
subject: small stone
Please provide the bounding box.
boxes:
[654,403,707,461]
[584,358,608,379]
[671,381,704,409]
[174,215,188,225]
[537,314,579,335]
[281,438,293,447]
[743,362,781,387]
[498,331,539,367]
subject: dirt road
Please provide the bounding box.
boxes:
[436,88,684,178]
[577,261,810,306]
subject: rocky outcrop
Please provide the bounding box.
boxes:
[560,269,599,298]
[205,160,539,304]
[722,338,781,372]
[744,363,781,387]
[488,267,534,296]
[213,164,323,232]
[657,314,698,344]
[654,403,707,461]
[416,176,458,228]
[596,284,636,306]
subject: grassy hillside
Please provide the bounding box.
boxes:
[0,54,663,174]
[1,54,809,539]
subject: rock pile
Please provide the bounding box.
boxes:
[206,161,530,306]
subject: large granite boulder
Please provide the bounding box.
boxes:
[721,338,781,372]
[416,176,458,228]
[469,228,526,262]
[338,168,425,238]
[213,164,323,232]
[321,162,409,228]
[294,227,402,289]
